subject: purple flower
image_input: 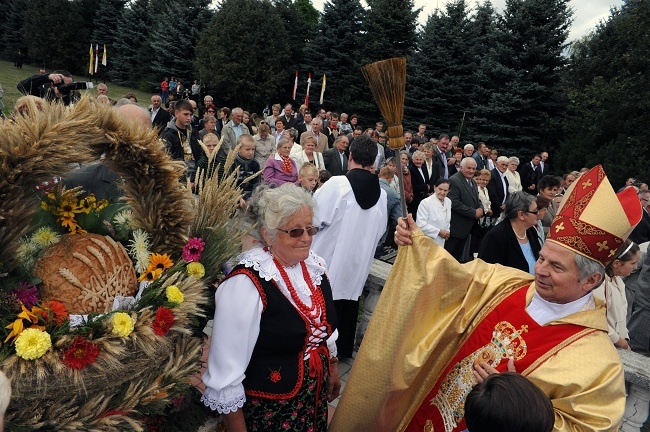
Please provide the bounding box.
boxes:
[12,282,39,309]
[182,237,205,262]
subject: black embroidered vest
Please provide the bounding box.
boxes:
[225,264,337,399]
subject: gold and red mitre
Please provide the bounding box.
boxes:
[548,164,642,267]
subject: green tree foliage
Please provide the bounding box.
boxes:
[23,0,99,73]
[557,0,650,186]
[2,0,29,62]
[302,0,370,118]
[110,0,153,88]
[91,0,127,47]
[195,0,291,108]
[405,0,480,136]
[273,0,319,105]
[363,0,421,63]
[471,0,572,150]
[149,0,211,84]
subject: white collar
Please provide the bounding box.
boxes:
[526,290,593,325]
[237,247,326,286]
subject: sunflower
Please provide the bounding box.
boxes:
[138,267,163,283]
[149,253,173,272]
[78,195,96,214]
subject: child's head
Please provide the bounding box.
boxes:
[237,135,256,160]
[379,166,393,181]
[318,169,332,187]
[606,239,640,277]
[299,163,319,192]
[202,133,219,155]
[465,372,554,432]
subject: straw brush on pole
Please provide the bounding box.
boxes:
[361,57,408,218]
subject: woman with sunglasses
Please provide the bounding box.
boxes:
[478,191,542,274]
[202,183,340,432]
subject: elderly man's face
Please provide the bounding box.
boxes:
[534,241,601,304]
[464,147,474,157]
[311,120,321,134]
[284,104,292,117]
[151,96,162,109]
[437,137,449,152]
[460,160,476,179]
[336,137,349,152]
[97,85,108,95]
[341,113,348,123]
[496,160,508,173]
[231,111,243,125]
[204,97,213,105]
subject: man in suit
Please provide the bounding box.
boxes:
[486,156,510,220]
[150,95,171,131]
[300,117,328,153]
[188,99,201,131]
[403,131,416,153]
[629,190,650,244]
[540,151,551,176]
[472,142,490,170]
[445,157,483,262]
[280,103,298,129]
[430,134,455,182]
[296,111,312,139]
[325,112,341,148]
[519,154,543,195]
[323,135,349,176]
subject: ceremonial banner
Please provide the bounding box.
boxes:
[94,45,99,74]
[89,44,94,75]
[102,44,107,66]
[305,73,312,108]
[319,74,326,105]
[292,70,298,100]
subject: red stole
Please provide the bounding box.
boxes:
[405,285,593,432]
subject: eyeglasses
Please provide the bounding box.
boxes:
[207,110,215,113]
[525,209,539,215]
[277,226,320,238]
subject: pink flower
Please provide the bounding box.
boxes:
[282,422,291,429]
[182,237,205,262]
[12,282,39,309]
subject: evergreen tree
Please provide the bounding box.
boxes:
[363,0,420,63]
[23,0,94,73]
[195,0,291,109]
[110,0,152,87]
[405,0,478,137]
[557,0,650,186]
[302,0,368,118]
[149,0,211,84]
[2,0,29,62]
[91,0,126,48]
[471,0,572,150]
[273,0,319,105]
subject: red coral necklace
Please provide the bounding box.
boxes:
[272,257,327,322]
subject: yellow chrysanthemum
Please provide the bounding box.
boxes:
[111,312,135,337]
[31,227,61,248]
[165,285,184,304]
[149,253,174,272]
[15,328,52,360]
[186,262,205,278]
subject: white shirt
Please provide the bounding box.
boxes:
[201,248,338,414]
[312,175,388,300]
[416,195,451,246]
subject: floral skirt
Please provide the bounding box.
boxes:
[244,355,330,432]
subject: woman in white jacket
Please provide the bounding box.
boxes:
[291,136,325,171]
[416,178,451,246]
[505,156,522,194]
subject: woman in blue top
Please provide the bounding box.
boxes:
[477,191,541,274]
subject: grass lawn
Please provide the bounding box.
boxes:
[0,59,157,115]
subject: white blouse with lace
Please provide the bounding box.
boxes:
[201,247,338,414]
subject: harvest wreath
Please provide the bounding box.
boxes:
[0,97,242,431]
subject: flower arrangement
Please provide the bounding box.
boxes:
[0,97,245,431]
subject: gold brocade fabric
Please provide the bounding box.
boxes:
[329,229,625,432]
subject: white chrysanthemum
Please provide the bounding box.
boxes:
[113,209,134,229]
[31,227,61,248]
[128,229,151,273]
[16,238,38,269]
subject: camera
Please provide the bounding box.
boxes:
[55,82,94,94]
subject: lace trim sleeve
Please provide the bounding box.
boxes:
[201,386,246,414]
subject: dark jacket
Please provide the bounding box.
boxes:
[160,121,204,182]
[478,218,541,273]
[629,209,650,244]
[486,168,510,219]
[448,171,482,239]
[408,164,430,220]
[150,107,172,131]
[228,154,261,200]
[323,148,348,176]
[519,161,542,195]
[17,74,78,105]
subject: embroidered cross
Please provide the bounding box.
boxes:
[555,222,565,233]
[582,179,592,189]
[596,241,609,252]
[609,249,617,258]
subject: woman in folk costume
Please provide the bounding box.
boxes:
[202,184,340,431]
[329,165,641,432]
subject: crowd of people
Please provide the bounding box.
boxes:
[6,71,650,431]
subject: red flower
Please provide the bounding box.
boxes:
[152,306,174,336]
[40,300,69,324]
[62,336,99,369]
